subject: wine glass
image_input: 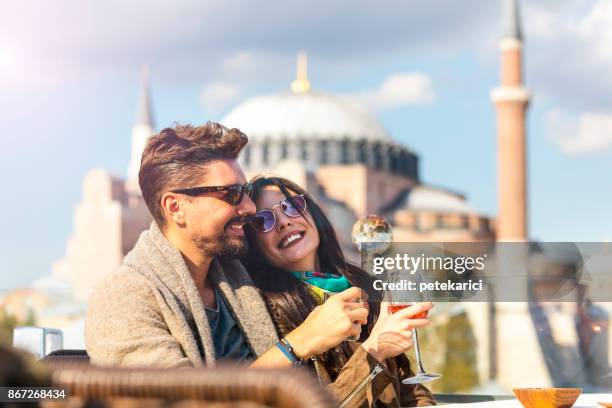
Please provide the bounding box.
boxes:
[323,290,361,341]
[337,214,393,342]
[351,215,440,383]
[388,269,441,384]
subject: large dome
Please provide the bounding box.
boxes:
[222,90,392,142]
[383,185,474,214]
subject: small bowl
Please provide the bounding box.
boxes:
[513,388,581,408]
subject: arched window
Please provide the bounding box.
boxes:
[280,139,288,159]
[390,149,398,173]
[341,139,350,164]
[358,140,367,164]
[407,153,419,180]
[262,141,269,165]
[400,151,410,175]
[243,146,251,167]
[320,140,328,164]
[436,214,444,228]
[373,143,382,170]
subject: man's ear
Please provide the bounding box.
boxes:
[161,192,186,226]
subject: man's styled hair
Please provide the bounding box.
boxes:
[139,122,248,228]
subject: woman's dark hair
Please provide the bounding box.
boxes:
[242,176,380,377]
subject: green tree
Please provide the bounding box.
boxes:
[0,307,37,347]
[438,311,479,392]
[410,309,480,393]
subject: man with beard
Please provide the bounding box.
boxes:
[86,122,366,368]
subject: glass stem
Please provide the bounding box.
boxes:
[412,328,427,375]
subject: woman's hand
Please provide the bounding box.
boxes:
[285,287,368,359]
[361,302,433,362]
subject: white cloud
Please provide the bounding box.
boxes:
[215,51,291,83]
[200,82,242,115]
[578,0,612,63]
[524,0,612,110]
[0,0,497,84]
[221,52,258,74]
[546,109,612,154]
[351,73,435,112]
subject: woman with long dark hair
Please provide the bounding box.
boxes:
[243,176,436,407]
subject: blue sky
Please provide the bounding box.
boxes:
[0,0,611,290]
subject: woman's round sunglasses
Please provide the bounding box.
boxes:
[248,194,307,233]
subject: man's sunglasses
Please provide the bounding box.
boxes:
[249,195,307,233]
[171,183,253,206]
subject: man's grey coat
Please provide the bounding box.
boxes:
[85,222,278,367]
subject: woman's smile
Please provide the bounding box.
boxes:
[252,185,319,271]
[278,230,305,249]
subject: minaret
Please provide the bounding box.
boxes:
[489,0,551,390]
[127,66,156,193]
[291,51,311,93]
[491,0,531,241]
